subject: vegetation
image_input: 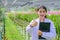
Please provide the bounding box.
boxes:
[5,13,60,40]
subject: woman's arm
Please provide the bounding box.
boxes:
[26,20,37,34]
[26,20,34,34]
[42,22,56,38]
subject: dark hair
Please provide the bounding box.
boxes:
[36,6,47,18]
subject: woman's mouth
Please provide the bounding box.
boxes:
[40,15,44,17]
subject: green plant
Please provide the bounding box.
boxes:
[6,13,60,40]
[5,16,25,40]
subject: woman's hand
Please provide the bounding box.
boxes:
[30,20,38,27]
[38,30,42,36]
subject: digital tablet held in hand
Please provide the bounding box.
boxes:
[39,22,50,32]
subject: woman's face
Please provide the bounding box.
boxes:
[37,8,46,18]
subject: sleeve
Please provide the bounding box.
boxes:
[26,20,34,34]
[42,21,56,38]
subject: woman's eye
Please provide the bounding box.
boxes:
[39,11,45,13]
[43,11,45,13]
[40,11,42,13]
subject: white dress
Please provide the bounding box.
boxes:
[26,18,56,40]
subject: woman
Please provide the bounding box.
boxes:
[26,6,56,40]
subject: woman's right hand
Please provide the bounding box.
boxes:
[30,20,38,27]
[38,30,42,36]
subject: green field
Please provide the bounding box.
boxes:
[0,4,60,40]
[5,13,60,40]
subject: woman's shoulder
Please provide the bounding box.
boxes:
[45,18,54,23]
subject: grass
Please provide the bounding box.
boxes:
[5,16,25,40]
[5,13,60,40]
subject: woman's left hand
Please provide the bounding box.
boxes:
[38,30,42,36]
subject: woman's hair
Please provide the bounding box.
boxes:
[36,6,47,18]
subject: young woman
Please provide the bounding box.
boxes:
[26,6,56,40]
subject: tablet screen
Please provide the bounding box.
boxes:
[39,22,50,32]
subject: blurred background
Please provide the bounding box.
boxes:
[0,0,60,40]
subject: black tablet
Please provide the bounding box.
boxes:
[39,22,50,32]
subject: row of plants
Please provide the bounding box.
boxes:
[5,16,26,40]
[7,13,60,31]
[6,13,60,40]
